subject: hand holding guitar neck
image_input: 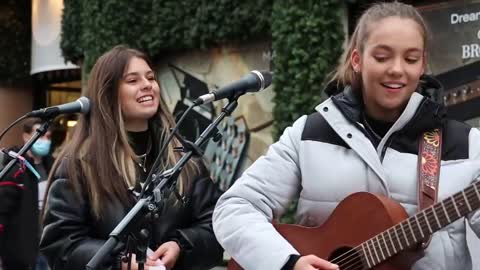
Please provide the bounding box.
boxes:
[294,255,339,270]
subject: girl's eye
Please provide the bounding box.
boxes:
[406,58,419,64]
[374,56,388,63]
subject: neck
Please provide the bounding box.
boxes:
[363,113,394,139]
[27,151,42,164]
[125,119,148,132]
[364,105,402,123]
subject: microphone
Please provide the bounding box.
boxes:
[26,97,91,118]
[194,70,272,105]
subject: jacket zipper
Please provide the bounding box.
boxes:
[380,132,396,162]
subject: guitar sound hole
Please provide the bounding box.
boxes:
[328,246,365,270]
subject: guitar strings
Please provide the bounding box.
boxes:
[332,187,479,270]
[331,187,479,269]
[337,188,479,270]
[324,186,479,270]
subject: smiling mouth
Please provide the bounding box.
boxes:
[381,83,405,90]
[137,95,153,103]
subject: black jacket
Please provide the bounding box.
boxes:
[40,160,224,270]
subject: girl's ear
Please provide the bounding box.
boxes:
[351,49,361,73]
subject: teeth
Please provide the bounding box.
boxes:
[138,96,153,103]
[382,83,404,89]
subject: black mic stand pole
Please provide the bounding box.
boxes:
[0,119,52,180]
[86,95,240,270]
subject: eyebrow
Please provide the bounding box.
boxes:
[372,44,423,54]
[123,70,154,78]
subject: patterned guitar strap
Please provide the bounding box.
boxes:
[417,128,442,248]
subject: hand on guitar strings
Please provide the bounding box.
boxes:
[294,255,339,270]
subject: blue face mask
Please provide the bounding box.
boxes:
[31,139,51,157]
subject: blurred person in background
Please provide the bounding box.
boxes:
[0,119,54,270]
[20,118,54,270]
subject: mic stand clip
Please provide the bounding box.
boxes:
[0,119,52,181]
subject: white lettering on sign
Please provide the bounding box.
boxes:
[451,11,480,24]
[462,44,480,59]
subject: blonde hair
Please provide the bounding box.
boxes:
[329,2,430,91]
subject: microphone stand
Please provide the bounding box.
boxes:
[0,119,52,180]
[86,96,239,270]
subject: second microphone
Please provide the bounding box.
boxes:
[194,70,272,105]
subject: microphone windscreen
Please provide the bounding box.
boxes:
[261,71,273,87]
[77,97,91,114]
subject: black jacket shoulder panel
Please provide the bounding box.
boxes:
[389,119,471,161]
[301,112,350,149]
[441,119,471,161]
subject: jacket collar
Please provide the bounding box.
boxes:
[330,82,445,138]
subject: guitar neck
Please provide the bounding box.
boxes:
[358,181,480,268]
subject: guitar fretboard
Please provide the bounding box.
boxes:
[355,181,480,269]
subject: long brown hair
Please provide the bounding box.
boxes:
[44,45,199,218]
[329,2,430,91]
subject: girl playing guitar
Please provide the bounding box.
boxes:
[213,2,480,270]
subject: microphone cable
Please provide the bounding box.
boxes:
[0,114,28,144]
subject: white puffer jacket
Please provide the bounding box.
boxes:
[213,88,480,270]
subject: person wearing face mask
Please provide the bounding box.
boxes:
[2,118,54,215]
[21,118,54,270]
[20,118,54,210]
[213,2,480,270]
[0,118,55,270]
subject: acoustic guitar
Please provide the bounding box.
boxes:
[228,180,480,270]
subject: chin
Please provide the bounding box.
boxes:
[146,111,158,119]
[139,110,158,120]
[380,98,409,112]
